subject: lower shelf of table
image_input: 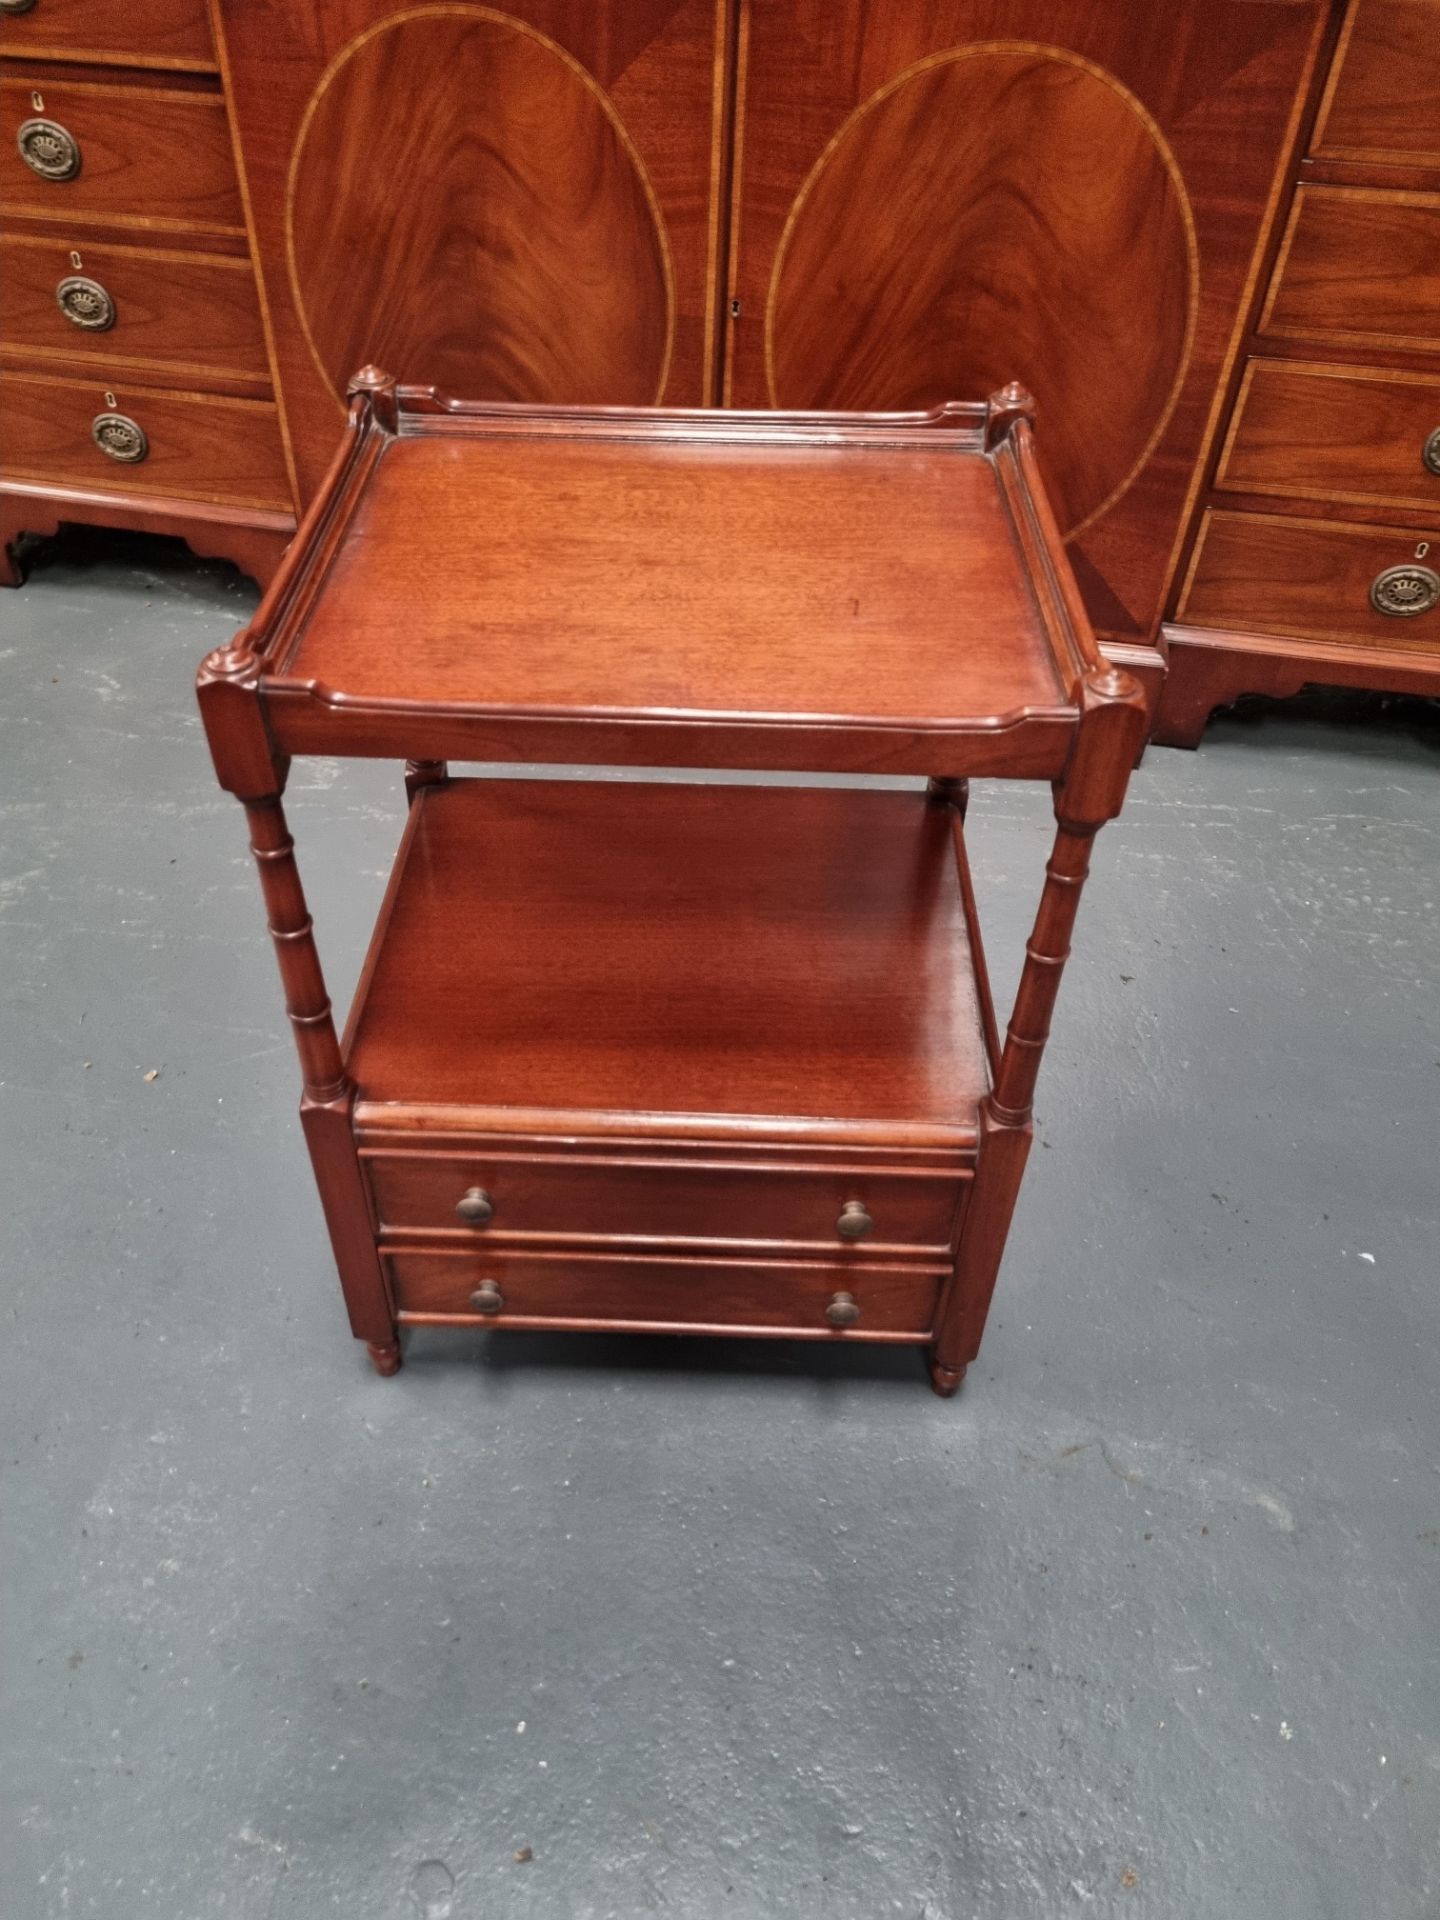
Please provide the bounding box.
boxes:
[385,1246,948,1343]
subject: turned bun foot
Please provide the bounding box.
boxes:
[928,1358,967,1398]
[367,1338,402,1377]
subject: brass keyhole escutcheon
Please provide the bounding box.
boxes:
[468,1279,504,1315]
[17,116,80,181]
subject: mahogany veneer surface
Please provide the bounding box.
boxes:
[275,426,1061,727]
[345,778,991,1141]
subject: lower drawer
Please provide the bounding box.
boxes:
[364,1149,964,1253]
[0,369,291,510]
[0,233,271,384]
[1176,509,1440,652]
[386,1248,946,1339]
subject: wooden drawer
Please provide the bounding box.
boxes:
[0,0,214,69]
[364,1149,965,1254]
[0,233,269,383]
[1260,187,1440,355]
[1312,0,1440,168]
[386,1247,946,1339]
[1,71,242,236]
[1177,510,1440,653]
[1217,360,1440,514]
[0,369,291,510]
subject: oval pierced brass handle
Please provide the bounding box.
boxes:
[57,274,115,332]
[825,1291,861,1328]
[468,1279,504,1315]
[17,117,80,181]
[1424,428,1440,478]
[1370,563,1440,619]
[455,1186,494,1226]
[835,1201,874,1241]
[91,411,147,463]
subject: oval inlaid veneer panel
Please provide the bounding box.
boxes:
[287,7,673,408]
[767,46,1198,539]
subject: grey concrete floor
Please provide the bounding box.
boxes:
[2,527,1438,1920]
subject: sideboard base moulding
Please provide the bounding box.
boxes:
[0,479,293,590]
[196,372,1146,1395]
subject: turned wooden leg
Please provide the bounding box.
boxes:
[927,775,969,821]
[404,759,448,803]
[367,1338,402,1376]
[928,1358,967,1398]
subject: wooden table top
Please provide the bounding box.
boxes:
[227,379,1101,780]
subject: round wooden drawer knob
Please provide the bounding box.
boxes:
[835,1200,874,1240]
[57,274,115,332]
[455,1186,495,1226]
[91,411,147,464]
[825,1291,861,1328]
[468,1280,504,1315]
[1370,563,1440,620]
[17,116,80,181]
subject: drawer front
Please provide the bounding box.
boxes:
[1217,360,1440,513]
[1,73,242,235]
[365,1151,964,1254]
[0,234,269,382]
[1313,0,1440,167]
[0,0,214,68]
[0,370,291,509]
[387,1248,945,1339]
[1260,187,1440,354]
[1178,510,1440,653]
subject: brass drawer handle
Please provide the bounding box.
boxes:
[2,0,41,14]
[91,411,147,463]
[57,274,115,332]
[17,116,80,181]
[835,1200,874,1240]
[1424,428,1440,478]
[455,1185,494,1226]
[1370,563,1440,619]
[468,1279,504,1315]
[825,1291,861,1328]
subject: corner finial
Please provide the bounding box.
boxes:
[347,365,398,432]
[985,381,1036,450]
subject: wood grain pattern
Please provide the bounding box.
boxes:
[766,46,1198,542]
[1311,0,1440,167]
[727,0,1329,640]
[0,232,270,384]
[286,11,673,412]
[386,1246,944,1338]
[0,0,216,68]
[1260,186,1440,353]
[0,70,243,235]
[1216,359,1440,513]
[364,1149,964,1253]
[212,0,728,499]
[345,777,992,1134]
[0,367,290,509]
[1177,508,1440,653]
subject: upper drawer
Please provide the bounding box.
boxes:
[0,71,242,236]
[0,0,214,69]
[0,368,291,511]
[1177,509,1440,653]
[0,232,269,383]
[1217,360,1440,513]
[363,1149,964,1255]
[1260,187,1440,354]
[1312,0,1440,168]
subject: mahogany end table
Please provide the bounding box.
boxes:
[197,370,1145,1395]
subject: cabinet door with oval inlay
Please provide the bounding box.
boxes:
[213,0,732,499]
[725,0,1330,647]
